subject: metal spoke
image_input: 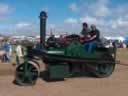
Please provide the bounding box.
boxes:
[28,64,33,71]
[28,74,33,82]
[17,71,24,75]
[31,71,38,76]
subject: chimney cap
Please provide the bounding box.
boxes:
[40,11,47,19]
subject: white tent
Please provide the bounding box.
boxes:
[104,37,125,42]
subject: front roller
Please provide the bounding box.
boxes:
[15,61,40,86]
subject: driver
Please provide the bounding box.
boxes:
[80,22,90,38]
[84,24,100,53]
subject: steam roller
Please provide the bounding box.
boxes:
[14,11,117,86]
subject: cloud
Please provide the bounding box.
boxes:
[80,16,97,24]
[42,6,49,12]
[0,22,39,36]
[0,17,9,22]
[94,5,110,17]
[1,0,128,37]
[64,18,78,25]
[69,0,110,17]
[0,3,14,23]
[66,0,128,36]
[16,22,32,28]
[69,3,79,12]
[48,24,56,29]
[112,19,127,29]
[0,4,12,16]
[11,22,40,36]
[88,0,110,17]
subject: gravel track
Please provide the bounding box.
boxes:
[0,62,128,96]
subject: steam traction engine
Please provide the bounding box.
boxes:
[15,11,117,86]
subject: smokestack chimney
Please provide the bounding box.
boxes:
[39,11,47,49]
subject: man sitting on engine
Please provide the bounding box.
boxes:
[84,24,100,53]
[80,22,90,38]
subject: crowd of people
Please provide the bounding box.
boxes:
[0,37,24,64]
[104,40,127,48]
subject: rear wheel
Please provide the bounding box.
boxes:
[92,54,115,78]
[15,61,40,86]
[93,63,115,78]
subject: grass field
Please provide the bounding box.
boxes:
[117,48,128,63]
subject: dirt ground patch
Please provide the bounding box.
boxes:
[0,49,128,96]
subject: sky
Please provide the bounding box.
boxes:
[0,0,128,37]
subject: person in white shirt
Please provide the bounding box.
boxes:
[15,44,23,65]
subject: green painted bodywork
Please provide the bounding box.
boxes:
[48,63,69,79]
[46,42,116,79]
[47,42,116,59]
